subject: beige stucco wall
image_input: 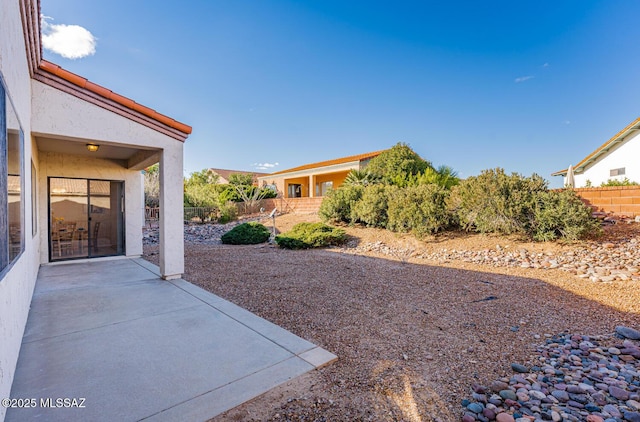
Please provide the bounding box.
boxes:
[31,80,185,278]
[31,81,183,151]
[0,1,40,419]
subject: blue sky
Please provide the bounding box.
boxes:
[41,1,640,187]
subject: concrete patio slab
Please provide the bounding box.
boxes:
[6,258,336,422]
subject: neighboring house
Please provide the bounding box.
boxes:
[257,150,383,198]
[209,168,268,185]
[1,0,191,416]
[552,117,640,187]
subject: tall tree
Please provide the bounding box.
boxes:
[365,142,431,184]
[184,169,219,207]
[144,163,160,207]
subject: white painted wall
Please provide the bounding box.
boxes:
[38,152,144,263]
[0,1,40,420]
[573,132,640,187]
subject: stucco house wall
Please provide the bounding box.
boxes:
[0,1,191,418]
[37,152,145,263]
[258,151,382,199]
[573,130,640,187]
[0,0,39,416]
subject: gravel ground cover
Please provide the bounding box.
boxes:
[143,215,640,421]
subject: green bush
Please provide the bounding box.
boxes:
[343,169,383,187]
[318,185,364,224]
[275,222,346,249]
[600,178,639,187]
[386,184,451,237]
[217,201,238,224]
[365,142,431,183]
[221,222,270,244]
[449,168,547,235]
[353,184,390,228]
[531,189,602,241]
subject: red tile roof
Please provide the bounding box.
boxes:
[267,150,384,176]
[21,0,191,141]
[38,60,192,137]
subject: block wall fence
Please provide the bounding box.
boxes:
[573,186,640,217]
[261,197,324,215]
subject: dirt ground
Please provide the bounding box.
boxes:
[143,214,640,422]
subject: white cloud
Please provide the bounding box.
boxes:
[542,62,550,68]
[564,120,571,125]
[515,75,534,83]
[41,15,97,59]
[253,162,279,170]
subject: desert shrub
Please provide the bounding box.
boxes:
[365,142,431,184]
[449,168,547,235]
[318,185,364,224]
[404,165,460,190]
[183,169,220,207]
[531,190,602,241]
[600,178,639,187]
[352,184,390,228]
[386,184,451,237]
[221,222,270,245]
[275,222,346,249]
[217,201,238,224]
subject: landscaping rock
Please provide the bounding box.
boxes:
[510,363,529,373]
[617,326,640,340]
[461,331,640,421]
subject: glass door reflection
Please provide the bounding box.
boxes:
[49,178,124,261]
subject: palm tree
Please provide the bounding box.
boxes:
[410,165,460,189]
[343,169,383,187]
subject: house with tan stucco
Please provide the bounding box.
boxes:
[257,150,383,198]
[0,0,190,416]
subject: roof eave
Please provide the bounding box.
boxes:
[20,0,192,141]
[551,118,640,177]
[37,60,192,140]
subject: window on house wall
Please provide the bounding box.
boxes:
[0,75,25,276]
[316,181,333,196]
[610,168,625,177]
[31,161,37,236]
[288,184,302,198]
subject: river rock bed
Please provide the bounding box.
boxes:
[461,327,640,422]
[145,219,640,283]
[143,216,266,246]
[345,231,640,283]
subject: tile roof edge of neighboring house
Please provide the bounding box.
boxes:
[37,60,192,140]
[551,116,640,177]
[264,150,385,176]
[209,168,269,175]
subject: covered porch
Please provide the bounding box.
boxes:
[283,170,350,198]
[31,62,187,279]
[6,258,336,421]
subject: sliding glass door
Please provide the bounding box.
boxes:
[49,177,124,261]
